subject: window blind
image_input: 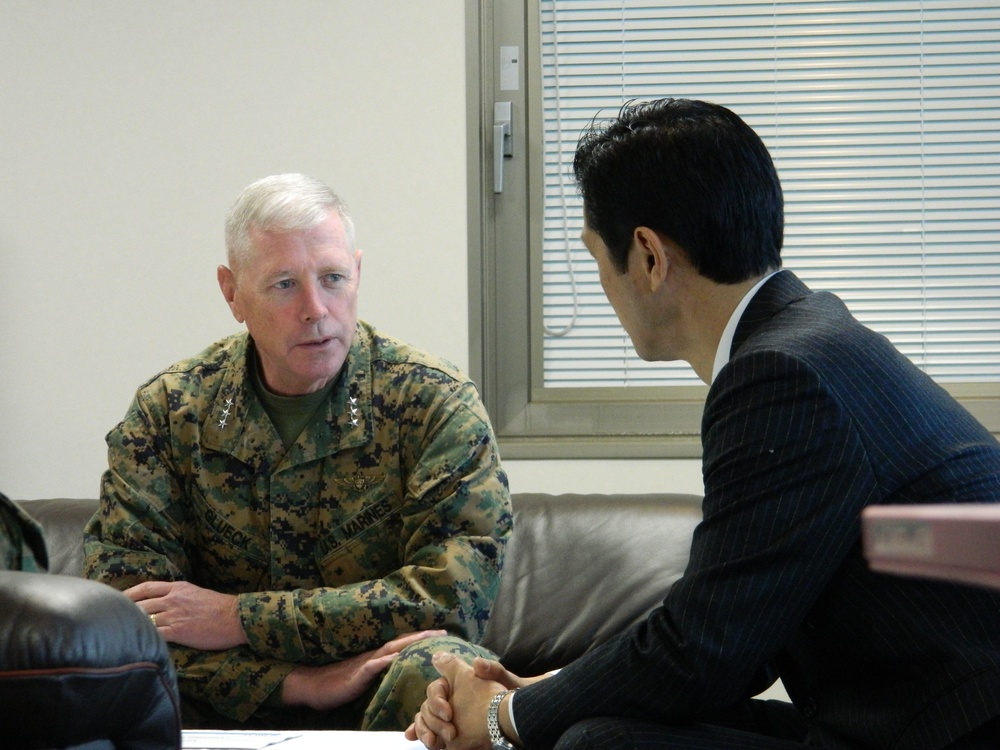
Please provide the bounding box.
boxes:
[540,1,1000,389]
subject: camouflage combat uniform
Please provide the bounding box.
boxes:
[0,492,48,572]
[84,322,512,729]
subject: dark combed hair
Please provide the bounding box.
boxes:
[573,98,784,282]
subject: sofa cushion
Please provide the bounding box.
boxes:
[16,498,97,577]
[482,492,701,676]
[1,491,48,571]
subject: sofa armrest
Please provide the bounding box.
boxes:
[483,493,701,676]
[0,571,181,749]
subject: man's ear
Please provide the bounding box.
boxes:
[631,226,670,291]
[217,265,245,323]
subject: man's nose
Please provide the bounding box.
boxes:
[300,283,327,323]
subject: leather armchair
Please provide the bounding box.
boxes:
[0,570,181,750]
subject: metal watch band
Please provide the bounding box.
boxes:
[487,689,517,750]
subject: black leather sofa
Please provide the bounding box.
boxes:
[16,493,702,675]
[17,493,702,675]
[1,492,182,749]
[0,571,182,750]
[8,492,702,738]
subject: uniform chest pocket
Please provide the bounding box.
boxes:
[316,494,404,586]
[188,487,268,590]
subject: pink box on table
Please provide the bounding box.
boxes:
[862,504,1000,591]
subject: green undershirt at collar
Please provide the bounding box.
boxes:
[249,348,338,450]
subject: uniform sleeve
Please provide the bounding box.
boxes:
[1,492,48,572]
[83,399,293,722]
[237,382,513,662]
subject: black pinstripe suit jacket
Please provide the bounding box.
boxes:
[514,271,1000,750]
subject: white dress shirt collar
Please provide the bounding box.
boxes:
[711,271,780,384]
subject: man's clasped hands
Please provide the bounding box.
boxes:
[405,652,550,750]
[126,578,541,741]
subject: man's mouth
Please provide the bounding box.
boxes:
[300,336,333,348]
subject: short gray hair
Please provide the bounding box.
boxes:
[224,173,356,269]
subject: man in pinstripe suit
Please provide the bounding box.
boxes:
[407,98,1000,749]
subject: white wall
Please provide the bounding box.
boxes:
[0,1,703,501]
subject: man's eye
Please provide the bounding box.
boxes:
[323,274,344,285]
[274,279,294,289]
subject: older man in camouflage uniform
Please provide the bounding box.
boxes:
[84,174,512,731]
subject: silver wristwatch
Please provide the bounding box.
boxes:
[487,689,516,750]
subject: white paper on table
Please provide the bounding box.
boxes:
[183,730,425,750]
[182,730,300,749]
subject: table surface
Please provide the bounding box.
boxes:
[182,730,425,750]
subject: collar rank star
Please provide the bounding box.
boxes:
[349,396,359,427]
[219,397,234,429]
[488,690,516,750]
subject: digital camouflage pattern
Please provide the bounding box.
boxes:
[361,634,497,729]
[0,492,47,572]
[84,322,512,726]
[177,634,497,731]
